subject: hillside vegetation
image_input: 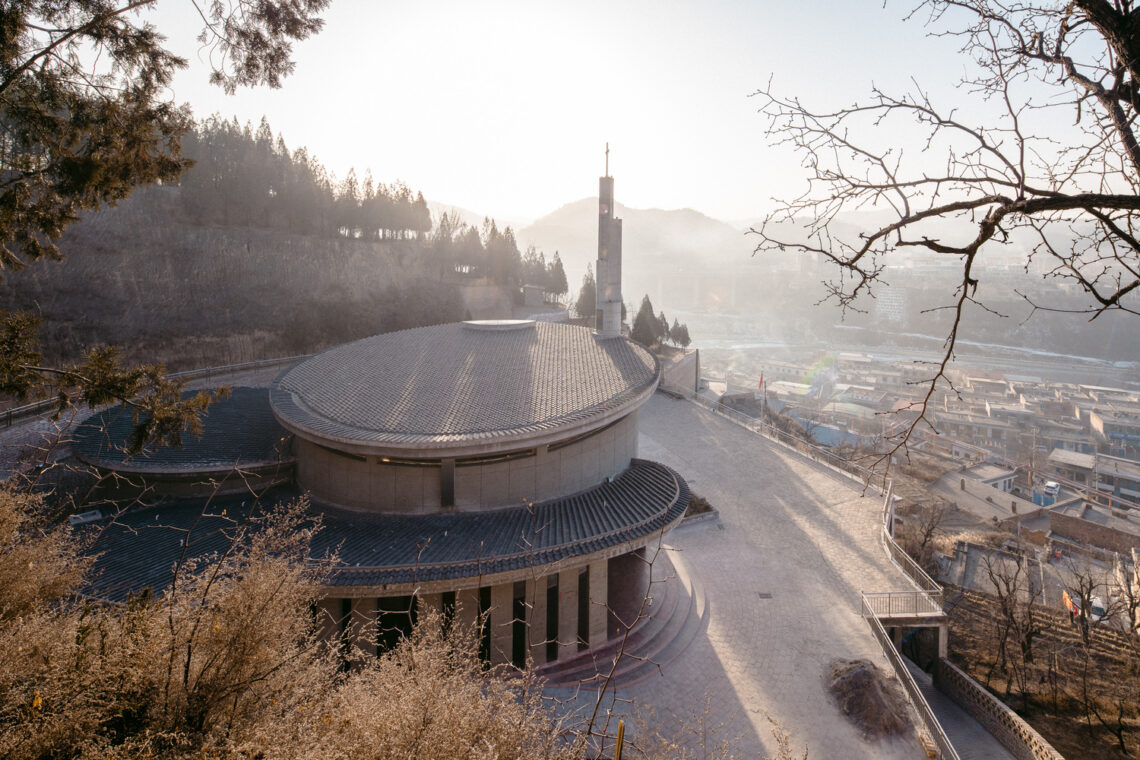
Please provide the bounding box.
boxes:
[0,187,464,371]
[0,116,543,375]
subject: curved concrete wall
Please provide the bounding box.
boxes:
[295,411,639,513]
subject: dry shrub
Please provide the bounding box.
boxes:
[246,614,568,760]
[897,455,951,484]
[686,491,713,516]
[0,483,767,760]
[761,714,808,760]
[0,489,575,760]
[0,485,90,618]
[826,659,912,740]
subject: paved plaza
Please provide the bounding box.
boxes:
[552,394,931,758]
[2,375,1018,759]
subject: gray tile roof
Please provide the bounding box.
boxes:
[83,459,687,601]
[269,321,658,447]
[72,387,293,472]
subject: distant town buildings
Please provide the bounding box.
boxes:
[703,348,1140,513]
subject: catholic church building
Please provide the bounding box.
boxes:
[78,161,689,667]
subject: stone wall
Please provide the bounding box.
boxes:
[1049,510,1140,555]
[933,659,1064,760]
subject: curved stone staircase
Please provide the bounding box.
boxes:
[537,555,709,689]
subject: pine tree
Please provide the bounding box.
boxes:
[675,322,691,349]
[335,170,361,238]
[631,295,658,347]
[548,253,569,300]
[575,265,596,320]
[411,192,432,240]
[0,1,329,273]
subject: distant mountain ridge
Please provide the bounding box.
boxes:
[425,200,531,234]
[517,197,754,294]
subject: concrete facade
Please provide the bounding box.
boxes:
[293,412,639,513]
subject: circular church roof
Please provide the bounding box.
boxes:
[73,387,291,473]
[269,321,659,457]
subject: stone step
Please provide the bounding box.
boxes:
[536,567,683,682]
[539,557,707,689]
[602,567,709,689]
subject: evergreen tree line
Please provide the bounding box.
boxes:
[430,213,534,290]
[632,293,691,349]
[176,115,538,293]
[179,115,431,240]
[521,247,568,300]
[573,269,690,348]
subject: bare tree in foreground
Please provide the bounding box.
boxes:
[753,0,1140,454]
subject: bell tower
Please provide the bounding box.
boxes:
[595,144,623,338]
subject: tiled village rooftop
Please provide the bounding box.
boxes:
[270,320,658,450]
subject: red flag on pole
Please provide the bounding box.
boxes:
[759,373,764,392]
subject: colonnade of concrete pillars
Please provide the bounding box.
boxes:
[317,558,610,667]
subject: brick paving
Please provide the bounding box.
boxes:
[551,394,930,758]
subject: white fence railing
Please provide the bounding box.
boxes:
[861,594,961,760]
[861,590,945,619]
[679,388,960,758]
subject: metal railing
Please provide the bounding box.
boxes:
[879,480,946,599]
[679,386,960,758]
[676,389,890,495]
[167,354,310,382]
[886,536,943,595]
[2,354,310,428]
[861,594,961,760]
[862,590,945,619]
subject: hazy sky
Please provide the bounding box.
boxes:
[155,1,967,224]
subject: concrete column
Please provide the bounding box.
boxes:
[588,559,608,647]
[490,582,513,665]
[526,577,548,667]
[440,458,455,507]
[456,587,480,635]
[315,597,341,642]
[938,623,949,659]
[557,569,579,660]
[351,597,377,657]
[418,592,442,620]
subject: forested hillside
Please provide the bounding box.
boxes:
[179,115,433,240]
[0,117,532,373]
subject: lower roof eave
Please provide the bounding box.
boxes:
[316,512,686,598]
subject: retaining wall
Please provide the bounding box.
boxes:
[933,659,1065,760]
[1049,509,1140,555]
[660,349,699,394]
